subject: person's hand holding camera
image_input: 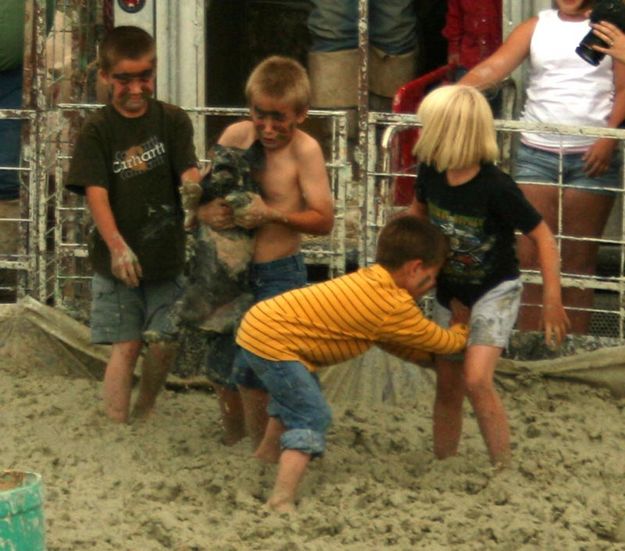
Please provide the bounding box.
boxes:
[591,20,625,64]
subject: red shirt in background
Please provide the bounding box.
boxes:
[442,0,502,69]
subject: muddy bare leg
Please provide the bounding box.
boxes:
[212,383,246,445]
[239,385,269,449]
[433,358,465,459]
[267,449,310,513]
[132,340,177,420]
[103,340,143,423]
[254,416,285,463]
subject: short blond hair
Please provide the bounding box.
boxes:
[245,56,311,115]
[412,84,499,171]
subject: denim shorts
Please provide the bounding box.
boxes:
[433,278,522,350]
[90,272,184,344]
[231,254,307,389]
[514,142,621,196]
[237,349,332,456]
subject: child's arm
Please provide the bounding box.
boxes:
[234,137,334,235]
[377,303,468,365]
[179,166,203,229]
[526,220,570,347]
[86,186,142,287]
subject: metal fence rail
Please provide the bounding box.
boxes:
[48,105,351,318]
[374,111,625,340]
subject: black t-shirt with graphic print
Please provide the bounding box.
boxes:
[415,163,542,307]
[67,99,198,281]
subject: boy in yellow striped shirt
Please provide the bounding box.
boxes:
[235,216,469,512]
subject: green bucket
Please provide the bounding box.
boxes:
[0,471,46,551]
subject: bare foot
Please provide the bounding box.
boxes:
[254,444,280,464]
[105,405,129,424]
[266,496,296,514]
[130,403,154,423]
[220,429,246,447]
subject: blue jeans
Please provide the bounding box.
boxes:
[308,0,418,54]
[0,68,23,200]
[229,253,307,389]
[237,349,332,456]
[514,143,621,196]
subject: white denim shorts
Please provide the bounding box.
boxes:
[433,278,522,349]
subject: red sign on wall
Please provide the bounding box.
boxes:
[117,0,146,14]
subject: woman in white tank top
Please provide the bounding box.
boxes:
[458,0,625,335]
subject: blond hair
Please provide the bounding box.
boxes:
[412,84,499,171]
[245,56,311,115]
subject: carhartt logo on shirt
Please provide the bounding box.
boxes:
[113,136,166,179]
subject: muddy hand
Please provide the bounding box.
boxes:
[111,241,142,287]
[450,298,470,325]
[233,193,271,229]
[542,303,570,350]
[197,198,235,230]
[180,180,203,229]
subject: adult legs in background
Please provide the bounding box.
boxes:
[307,0,419,110]
[515,145,617,334]
[516,186,615,334]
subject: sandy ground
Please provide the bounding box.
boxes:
[2,334,625,551]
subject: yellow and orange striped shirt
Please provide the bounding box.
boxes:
[236,264,468,372]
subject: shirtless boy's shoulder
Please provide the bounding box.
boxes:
[219,121,256,149]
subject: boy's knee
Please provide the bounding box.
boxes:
[145,340,178,364]
[463,371,494,398]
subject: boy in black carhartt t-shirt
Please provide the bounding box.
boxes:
[67,26,200,423]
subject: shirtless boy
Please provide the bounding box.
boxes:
[198,56,334,445]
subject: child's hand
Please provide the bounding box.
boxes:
[197,198,235,230]
[179,181,202,230]
[234,194,273,229]
[450,298,470,325]
[542,301,570,350]
[110,239,142,288]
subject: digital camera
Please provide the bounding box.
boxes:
[577,0,625,65]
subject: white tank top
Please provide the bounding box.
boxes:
[521,9,614,151]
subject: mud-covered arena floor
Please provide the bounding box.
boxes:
[2,316,625,551]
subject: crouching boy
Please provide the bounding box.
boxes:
[235,216,469,512]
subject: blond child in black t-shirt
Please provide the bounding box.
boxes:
[408,84,569,466]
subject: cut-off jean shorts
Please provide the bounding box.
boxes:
[514,142,621,197]
[90,272,184,344]
[237,349,332,456]
[433,278,522,352]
